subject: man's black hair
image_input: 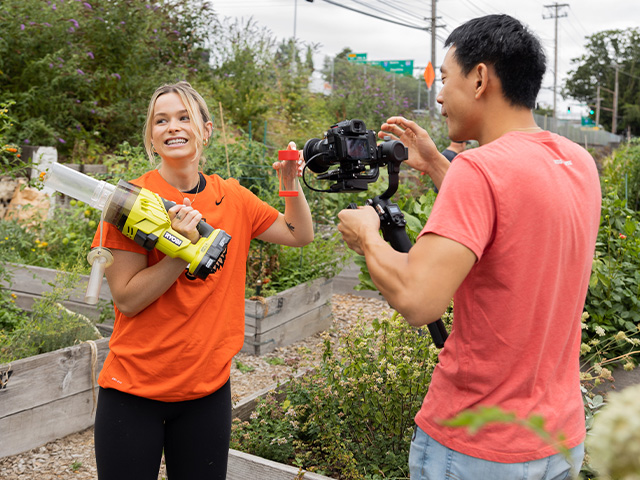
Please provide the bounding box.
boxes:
[445,14,546,110]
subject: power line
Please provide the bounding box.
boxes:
[319,0,430,31]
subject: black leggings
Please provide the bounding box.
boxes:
[94,381,231,480]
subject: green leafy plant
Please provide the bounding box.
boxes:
[584,191,640,365]
[235,360,255,374]
[0,100,27,177]
[231,310,447,479]
[0,265,102,363]
[586,384,640,480]
[0,0,215,160]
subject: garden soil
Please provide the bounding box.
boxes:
[0,293,393,480]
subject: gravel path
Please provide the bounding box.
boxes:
[0,293,393,479]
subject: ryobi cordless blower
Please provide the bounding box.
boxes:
[43,163,231,304]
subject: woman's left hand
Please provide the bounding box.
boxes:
[272,141,304,177]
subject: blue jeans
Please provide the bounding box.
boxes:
[409,426,584,480]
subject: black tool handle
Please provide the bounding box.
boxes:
[162,199,214,237]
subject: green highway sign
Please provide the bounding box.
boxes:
[346,53,368,63]
[368,60,414,77]
[346,54,415,77]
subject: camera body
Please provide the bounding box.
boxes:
[302,119,448,348]
[303,119,407,192]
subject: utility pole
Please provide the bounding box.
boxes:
[429,0,437,117]
[543,3,569,118]
[612,62,619,134]
[595,85,601,126]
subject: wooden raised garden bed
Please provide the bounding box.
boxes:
[0,340,333,478]
[243,276,333,355]
[0,338,109,458]
[2,263,334,354]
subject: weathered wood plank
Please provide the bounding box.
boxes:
[243,278,333,355]
[1,263,112,303]
[9,291,110,321]
[245,277,332,328]
[0,339,109,418]
[227,449,335,480]
[0,387,98,458]
[250,304,332,355]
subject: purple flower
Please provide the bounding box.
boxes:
[20,24,25,30]
[87,51,94,59]
[52,4,57,10]
[58,138,66,144]
[68,26,75,32]
[120,21,125,25]
[24,139,30,144]
[76,125,81,131]
[68,19,79,28]
[76,99,81,103]
[77,69,84,75]
[43,22,52,27]
[91,109,96,114]
[83,2,92,9]
[145,4,151,8]
[112,73,121,80]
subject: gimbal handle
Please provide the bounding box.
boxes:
[347,197,449,349]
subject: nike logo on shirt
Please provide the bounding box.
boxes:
[216,195,225,206]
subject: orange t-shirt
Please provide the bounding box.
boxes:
[91,170,279,401]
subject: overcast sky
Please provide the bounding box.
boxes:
[211,0,640,118]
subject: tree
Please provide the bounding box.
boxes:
[0,0,215,160]
[321,51,420,129]
[563,28,640,135]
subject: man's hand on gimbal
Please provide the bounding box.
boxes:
[379,116,450,190]
[337,205,381,256]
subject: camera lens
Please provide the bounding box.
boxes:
[379,140,408,163]
[303,138,333,173]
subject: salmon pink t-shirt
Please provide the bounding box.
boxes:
[92,170,279,401]
[415,131,601,462]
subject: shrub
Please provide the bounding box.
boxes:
[583,190,640,365]
[600,138,640,210]
[231,310,448,479]
[0,0,215,159]
[0,266,102,363]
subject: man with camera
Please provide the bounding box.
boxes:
[337,14,601,479]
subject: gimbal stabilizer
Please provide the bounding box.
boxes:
[302,119,448,348]
[346,158,449,349]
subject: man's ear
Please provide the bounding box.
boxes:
[474,63,490,100]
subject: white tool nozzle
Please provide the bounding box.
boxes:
[85,247,114,305]
[43,163,115,211]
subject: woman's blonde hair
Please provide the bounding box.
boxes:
[143,81,212,166]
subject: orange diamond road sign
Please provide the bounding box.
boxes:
[424,62,435,90]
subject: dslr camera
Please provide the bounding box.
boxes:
[302,119,408,193]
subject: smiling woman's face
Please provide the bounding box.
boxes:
[151,92,199,165]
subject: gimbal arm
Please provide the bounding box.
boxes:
[350,160,449,349]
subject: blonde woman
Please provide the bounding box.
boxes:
[92,81,313,480]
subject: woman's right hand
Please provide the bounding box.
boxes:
[168,197,202,244]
